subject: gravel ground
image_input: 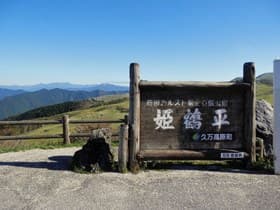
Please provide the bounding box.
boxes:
[0,147,280,210]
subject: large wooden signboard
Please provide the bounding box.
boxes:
[140,84,244,150]
[128,63,256,170]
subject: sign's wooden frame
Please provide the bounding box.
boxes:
[128,63,256,171]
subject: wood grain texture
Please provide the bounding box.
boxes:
[63,115,70,144]
[140,86,245,150]
[128,63,140,171]
[243,62,256,163]
[0,120,61,125]
[140,81,250,88]
[138,149,248,160]
[118,124,128,173]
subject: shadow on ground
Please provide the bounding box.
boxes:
[0,156,73,171]
[141,161,274,175]
[0,158,274,174]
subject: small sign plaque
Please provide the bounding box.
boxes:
[220,152,244,159]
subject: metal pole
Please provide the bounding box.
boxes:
[274,59,280,174]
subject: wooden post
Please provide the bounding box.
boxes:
[128,63,140,172]
[256,138,264,159]
[63,115,70,144]
[124,115,128,125]
[274,59,280,174]
[243,62,256,164]
[259,139,264,159]
[118,124,128,173]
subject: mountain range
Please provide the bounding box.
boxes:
[256,72,273,85]
[0,83,128,92]
[0,74,273,120]
[0,83,129,119]
[0,88,26,100]
[0,88,127,120]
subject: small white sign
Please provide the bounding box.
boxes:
[221,152,244,159]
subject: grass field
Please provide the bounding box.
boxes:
[256,83,273,104]
[0,95,129,153]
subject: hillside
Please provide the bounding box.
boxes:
[257,83,273,104]
[7,94,128,121]
[256,72,273,104]
[0,95,129,152]
[257,72,273,86]
[0,88,127,120]
[0,88,25,100]
[231,72,273,104]
[6,99,99,121]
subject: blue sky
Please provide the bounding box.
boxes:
[0,0,279,85]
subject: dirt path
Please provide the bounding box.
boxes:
[0,148,279,210]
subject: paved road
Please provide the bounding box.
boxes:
[0,148,279,210]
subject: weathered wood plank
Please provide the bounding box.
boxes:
[69,119,124,124]
[0,120,61,125]
[128,63,141,172]
[63,115,70,144]
[118,124,128,173]
[140,81,250,88]
[243,62,256,163]
[0,133,119,141]
[0,119,124,126]
[70,133,119,138]
[0,134,63,140]
[138,149,248,160]
[140,86,245,150]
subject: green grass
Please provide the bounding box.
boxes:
[0,95,129,153]
[256,83,273,104]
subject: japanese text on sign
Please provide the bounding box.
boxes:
[152,107,230,131]
[146,99,229,107]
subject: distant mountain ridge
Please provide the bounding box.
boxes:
[0,88,26,100]
[0,83,128,92]
[6,98,98,121]
[231,72,273,85]
[7,96,128,121]
[0,73,273,120]
[0,88,127,119]
[256,73,273,85]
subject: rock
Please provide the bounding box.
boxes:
[72,129,113,173]
[91,128,112,145]
[256,99,273,157]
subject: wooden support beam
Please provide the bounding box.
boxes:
[0,134,63,141]
[118,124,128,173]
[128,63,141,172]
[0,120,61,125]
[140,81,250,88]
[137,150,248,160]
[63,115,70,145]
[69,119,124,124]
[243,62,256,164]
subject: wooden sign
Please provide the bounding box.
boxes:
[128,63,256,171]
[140,84,244,150]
